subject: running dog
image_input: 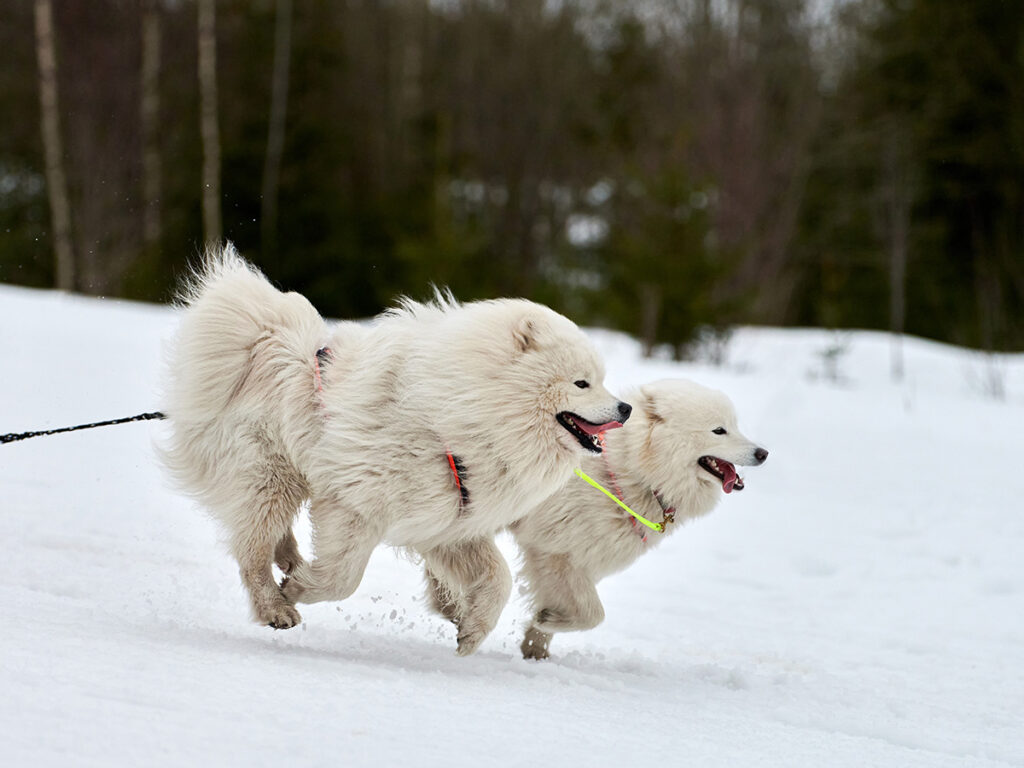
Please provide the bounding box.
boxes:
[506,378,766,659]
[160,246,630,655]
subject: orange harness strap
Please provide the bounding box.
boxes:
[446,451,470,507]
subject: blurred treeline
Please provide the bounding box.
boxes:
[1,0,1022,353]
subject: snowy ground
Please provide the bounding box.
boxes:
[1,284,1022,767]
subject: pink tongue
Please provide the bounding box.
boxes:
[722,464,738,494]
[576,418,622,436]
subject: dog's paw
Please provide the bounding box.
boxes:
[521,643,550,661]
[455,627,487,656]
[275,553,306,576]
[533,612,564,633]
[255,586,302,629]
[520,626,552,660]
[274,536,306,575]
[535,607,561,627]
[263,602,302,630]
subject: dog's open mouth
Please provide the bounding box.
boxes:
[556,412,623,453]
[699,456,745,493]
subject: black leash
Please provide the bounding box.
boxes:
[1,411,166,445]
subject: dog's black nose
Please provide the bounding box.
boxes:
[617,402,632,422]
[754,447,768,464]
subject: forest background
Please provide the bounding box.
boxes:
[2,0,1022,357]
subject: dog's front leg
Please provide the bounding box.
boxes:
[520,550,605,659]
[281,507,383,605]
[421,538,512,657]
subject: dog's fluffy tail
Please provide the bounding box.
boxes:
[163,243,324,423]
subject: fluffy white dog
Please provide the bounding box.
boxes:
[160,246,630,655]
[505,378,767,659]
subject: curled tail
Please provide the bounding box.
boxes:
[163,243,324,423]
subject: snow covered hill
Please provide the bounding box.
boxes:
[1,284,1021,767]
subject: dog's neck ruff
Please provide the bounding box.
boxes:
[573,434,675,543]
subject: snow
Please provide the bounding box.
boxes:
[1,283,1022,767]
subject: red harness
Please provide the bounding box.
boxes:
[315,347,468,509]
[446,450,470,508]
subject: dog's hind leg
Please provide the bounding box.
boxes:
[421,538,512,657]
[520,550,605,659]
[230,490,305,630]
[281,504,383,605]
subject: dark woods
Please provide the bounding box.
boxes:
[1,0,1022,353]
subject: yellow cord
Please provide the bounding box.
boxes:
[574,467,664,533]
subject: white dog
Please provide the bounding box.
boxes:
[160,246,630,655]
[506,378,767,659]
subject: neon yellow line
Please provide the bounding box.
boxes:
[574,467,663,533]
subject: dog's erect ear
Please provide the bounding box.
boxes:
[513,315,541,353]
[638,387,663,424]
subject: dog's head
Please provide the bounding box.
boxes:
[631,379,766,496]
[501,302,631,456]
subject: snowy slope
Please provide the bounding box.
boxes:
[1,283,1021,767]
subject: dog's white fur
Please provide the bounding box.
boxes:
[505,378,767,659]
[160,246,628,654]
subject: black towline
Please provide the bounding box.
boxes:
[1,411,166,444]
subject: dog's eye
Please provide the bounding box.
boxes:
[574,380,590,389]
[712,427,727,435]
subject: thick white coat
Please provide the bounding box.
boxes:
[160,246,627,654]
[508,378,767,659]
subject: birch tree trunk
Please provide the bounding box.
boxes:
[141,0,162,256]
[261,0,292,261]
[884,124,911,383]
[33,0,75,290]
[198,0,221,245]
